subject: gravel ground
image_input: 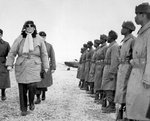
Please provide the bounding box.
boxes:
[0,63,116,121]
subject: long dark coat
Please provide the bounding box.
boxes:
[101,41,120,90]
[126,21,150,120]
[94,43,108,91]
[114,34,135,104]
[36,41,56,88]
[76,53,83,79]
[84,47,94,82]
[80,50,87,80]
[0,39,10,89]
[88,48,97,82]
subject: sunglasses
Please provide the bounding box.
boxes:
[26,24,34,28]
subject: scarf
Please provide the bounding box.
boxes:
[22,33,34,53]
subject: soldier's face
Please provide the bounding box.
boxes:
[100,39,105,44]
[107,37,111,43]
[135,13,143,25]
[94,43,98,48]
[121,27,128,35]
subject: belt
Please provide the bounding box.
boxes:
[119,58,130,64]
[91,60,95,63]
[96,60,105,65]
[104,59,111,65]
[20,54,40,59]
[85,59,90,62]
[131,58,146,68]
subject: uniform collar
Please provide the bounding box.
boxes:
[121,34,134,43]
[138,21,150,35]
[108,41,116,48]
[100,42,107,47]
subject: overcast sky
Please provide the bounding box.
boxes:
[0,0,148,62]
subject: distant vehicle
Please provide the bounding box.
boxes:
[64,59,79,68]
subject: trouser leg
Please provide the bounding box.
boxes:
[1,89,6,97]
[18,83,28,112]
[102,90,116,113]
[28,83,37,106]
[101,91,107,110]
[1,89,6,100]
[42,90,46,100]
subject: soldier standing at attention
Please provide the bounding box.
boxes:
[80,44,88,90]
[94,35,108,104]
[84,41,94,93]
[114,21,136,121]
[126,3,150,121]
[88,39,101,95]
[0,29,10,101]
[77,47,84,88]
[101,30,120,113]
[35,31,56,104]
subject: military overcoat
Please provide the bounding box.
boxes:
[126,21,150,120]
[0,39,10,89]
[114,34,135,104]
[37,42,56,88]
[94,43,108,91]
[101,41,120,90]
[84,48,94,82]
[88,48,97,82]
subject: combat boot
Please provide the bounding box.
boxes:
[35,94,41,104]
[102,102,116,113]
[42,91,46,100]
[101,98,107,111]
[1,89,6,101]
[94,92,99,103]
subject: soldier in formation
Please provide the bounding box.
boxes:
[76,2,150,121]
[0,29,10,101]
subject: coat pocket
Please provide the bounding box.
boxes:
[15,57,25,66]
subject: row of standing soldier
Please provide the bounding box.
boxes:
[77,2,150,121]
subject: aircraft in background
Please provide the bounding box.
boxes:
[64,59,79,68]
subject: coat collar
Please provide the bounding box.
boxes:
[95,46,101,51]
[138,21,150,35]
[0,38,4,44]
[108,41,116,48]
[100,42,107,48]
[121,34,134,43]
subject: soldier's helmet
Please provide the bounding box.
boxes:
[87,41,93,46]
[100,34,108,41]
[39,31,47,37]
[135,2,150,14]
[94,39,101,44]
[122,21,136,31]
[108,30,118,40]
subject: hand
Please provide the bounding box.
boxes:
[143,82,150,89]
[130,59,134,66]
[51,70,55,73]
[45,69,48,73]
[7,66,13,71]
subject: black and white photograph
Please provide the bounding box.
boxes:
[0,0,150,121]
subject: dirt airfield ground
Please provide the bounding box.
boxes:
[0,63,116,121]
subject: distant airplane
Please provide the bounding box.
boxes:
[64,59,79,68]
